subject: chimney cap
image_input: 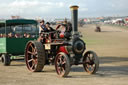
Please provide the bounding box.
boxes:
[70,5,79,10]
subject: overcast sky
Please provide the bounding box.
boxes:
[0,0,128,19]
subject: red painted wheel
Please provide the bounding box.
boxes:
[55,52,70,77]
[25,41,45,72]
[83,51,99,74]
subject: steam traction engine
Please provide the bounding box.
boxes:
[25,6,99,77]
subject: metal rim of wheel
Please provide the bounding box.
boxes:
[1,54,11,66]
[25,41,45,72]
[83,51,99,74]
[55,52,70,77]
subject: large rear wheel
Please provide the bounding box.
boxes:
[25,41,45,72]
[83,51,99,74]
[55,52,70,77]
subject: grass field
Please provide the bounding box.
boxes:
[0,24,128,85]
[79,24,128,57]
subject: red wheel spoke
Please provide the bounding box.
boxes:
[88,56,92,62]
[34,59,38,64]
[91,64,95,69]
[56,56,63,74]
[61,57,66,64]
[33,52,38,57]
[57,61,60,65]
[86,64,90,68]
[30,44,34,50]
[27,51,33,54]
[86,61,91,64]
[33,48,36,51]
[85,61,95,72]
[27,50,37,56]
[30,44,35,53]
[28,59,34,63]
[61,67,65,73]
[57,67,61,74]
[58,55,62,62]
[58,58,61,63]
[62,61,66,65]
[88,54,90,57]
[90,65,94,71]
[31,62,35,69]
[84,58,91,64]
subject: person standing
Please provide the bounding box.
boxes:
[39,20,47,33]
[45,22,55,32]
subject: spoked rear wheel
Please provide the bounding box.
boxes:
[55,52,70,77]
[83,51,99,74]
[25,41,45,72]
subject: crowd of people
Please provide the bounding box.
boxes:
[39,20,55,33]
[37,19,72,42]
[39,19,72,33]
[0,20,72,39]
[0,33,33,38]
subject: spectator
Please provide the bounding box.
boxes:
[15,33,20,38]
[26,34,31,38]
[23,33,27,38]
[8,32,14,38]
[0,34,3,38]
[2,34,6,37]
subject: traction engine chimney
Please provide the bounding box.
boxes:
[70,5,79,34]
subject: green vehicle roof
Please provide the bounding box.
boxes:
[0,19,38,26]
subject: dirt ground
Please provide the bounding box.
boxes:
[0,24,128,85]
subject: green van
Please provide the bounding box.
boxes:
[0,19,39,66]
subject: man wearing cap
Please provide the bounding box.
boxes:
[45,22,55,32]
[45,22,56,40]
[39,20,47,33]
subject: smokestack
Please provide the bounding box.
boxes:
[70,5,79,33]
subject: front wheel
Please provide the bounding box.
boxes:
[55,52,70,77]
[1,54,11,66]
[83,51,99,74]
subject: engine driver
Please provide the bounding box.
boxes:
[56,20,72,39]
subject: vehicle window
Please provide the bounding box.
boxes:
[0,27,5,34]
[12,25,22,33]
[0,24,38,38]
[0,26,13,38]
[7,27,12,32]
[23,25,38,33]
